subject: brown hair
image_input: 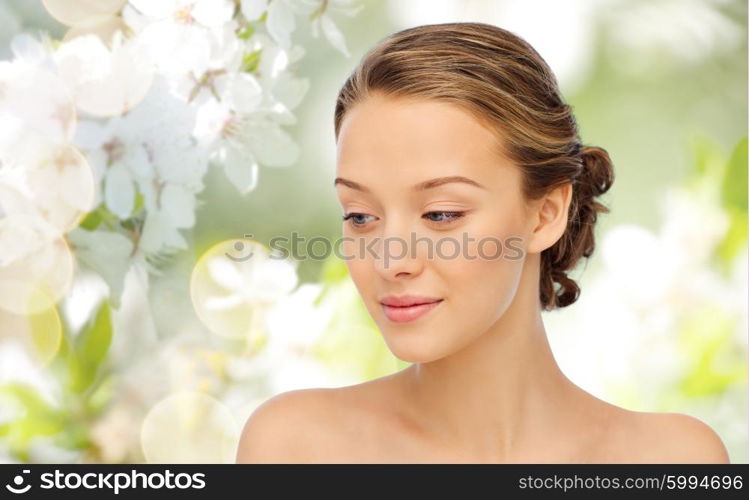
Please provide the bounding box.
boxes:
[333,22,614,311]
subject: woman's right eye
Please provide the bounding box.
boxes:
[342,213,375,227]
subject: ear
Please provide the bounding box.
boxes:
[525,182,573,255]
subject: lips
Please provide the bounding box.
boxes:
[379,295,444,323]
[380,295,442,307]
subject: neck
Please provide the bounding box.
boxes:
[398,253,582,461]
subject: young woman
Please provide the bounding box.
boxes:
[236,22,730,464]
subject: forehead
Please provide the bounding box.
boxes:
[336,94,503,175]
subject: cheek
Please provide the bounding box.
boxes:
[342,236,372,288]
[444,221,527,318]
[447,240,522,306]
[447,249,524,318]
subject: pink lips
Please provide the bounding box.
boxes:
[379,295,444,323]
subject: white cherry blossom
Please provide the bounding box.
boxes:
[307,0,363,57]
[127,0,235,80]
[42,0,127,27]
[240,0,268,21]
[53,31,154,117]
[0,61,76,163]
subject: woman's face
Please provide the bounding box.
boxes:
[334,93,537,363]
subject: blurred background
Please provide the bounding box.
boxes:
[0,0,746,463]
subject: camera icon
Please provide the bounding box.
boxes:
[6,469,31,494]
[224,234,256,262]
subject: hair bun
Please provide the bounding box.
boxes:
[579,145,615,198]
[540,144,615,310]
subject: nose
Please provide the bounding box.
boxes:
[372,221,426,280]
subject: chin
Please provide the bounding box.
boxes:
[382,334,451,364]
[392,350,443,364]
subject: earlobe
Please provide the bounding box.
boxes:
[525,182,573,255]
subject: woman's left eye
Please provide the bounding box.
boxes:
[423,211,466,224]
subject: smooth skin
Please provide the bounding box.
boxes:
[236,93,730,464]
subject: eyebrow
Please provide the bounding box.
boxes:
[334,175,487,193]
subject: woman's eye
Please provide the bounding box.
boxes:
[342,211,465,228]
[342,212,375,227]
[423,211,466,224]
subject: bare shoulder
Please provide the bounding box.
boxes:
[235,387,340,463]
[623,411,730,463]
[235,375,412,463]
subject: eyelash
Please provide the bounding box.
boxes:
[341,211,466,228]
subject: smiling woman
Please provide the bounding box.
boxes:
[235,21,730,464]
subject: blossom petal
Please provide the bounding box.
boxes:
[320,13,350,57]
[207,256,243,291]
[192,0,235,27]
[104,163,134,218]
[129,0,175,19]
[224,146,258,194]
[266,0,296,48]
[241,0,268,21]
[271,72,309,111]
[247,123,299,167]
[229,73,263,114]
